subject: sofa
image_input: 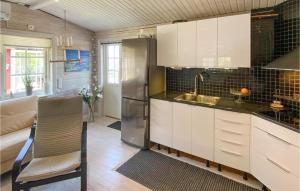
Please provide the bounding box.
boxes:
[0,96,37,174]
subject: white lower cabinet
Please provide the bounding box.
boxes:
[150,99,173,147]
[251,116,300,191]
[150,99,300,188]
[191,106,214,161]
[214,109,251,172]
[172,102,192,153]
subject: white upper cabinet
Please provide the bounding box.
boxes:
[157,24,178,67]
[197,18,218,68]
[178,21,197,68]
[217,13,251,68]
[157,13,251,68]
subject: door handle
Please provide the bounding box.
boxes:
[143,102,148,120]
[266,157,290,173]
[221,128,243,135]
[220,139,243,146]
[144,84,148,98]
[218,118,245,125]
[221,149,242,156]
[267,132,291,145]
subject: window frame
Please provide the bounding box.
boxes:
[1,45,49,98]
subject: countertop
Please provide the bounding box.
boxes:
[151,91,299,133]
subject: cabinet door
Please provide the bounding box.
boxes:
[251,117,300,191]
[150,99,173,147]
[173,102,191,153]
[218,13,250,68]
[178,21,197,68]
[191,106,214,161]
[197,18,218,68]
[157,24,178,67]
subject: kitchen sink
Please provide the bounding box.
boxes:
[174,93,220,106]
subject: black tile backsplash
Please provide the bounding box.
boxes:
[166,0,300,112]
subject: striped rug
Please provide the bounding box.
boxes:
[116,150,259,191]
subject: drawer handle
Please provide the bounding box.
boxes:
[267,157,290,173]
[218,118,245,125]
[221,128,243,135]
[221,149,242,156]
[221,139,243,146]
[267,133,291,145]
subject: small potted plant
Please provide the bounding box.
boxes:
[23,73,33,96]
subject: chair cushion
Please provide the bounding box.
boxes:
[16,151,81,182]
[0,128,31,162]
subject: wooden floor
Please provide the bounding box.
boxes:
[1,117,150,191]
[1,117,260,191]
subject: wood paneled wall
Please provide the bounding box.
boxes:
[0,2,94,94]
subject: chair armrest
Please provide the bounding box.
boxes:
[12,124,36,182]
[81,121,87,163]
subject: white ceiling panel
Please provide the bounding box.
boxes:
[8,0,287,32]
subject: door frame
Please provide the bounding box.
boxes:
[101,42,122,119]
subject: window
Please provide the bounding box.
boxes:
[103,44,121,84]
[4,47,47,96]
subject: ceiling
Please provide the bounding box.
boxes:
[8,0,286,32]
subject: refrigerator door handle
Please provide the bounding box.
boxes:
[144,84,148,99]
[143,102,148,120]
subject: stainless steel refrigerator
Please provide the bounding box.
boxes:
[121,38,165,149]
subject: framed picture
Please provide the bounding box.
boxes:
[64,49,90,72]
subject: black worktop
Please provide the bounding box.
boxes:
[151,91,300,133]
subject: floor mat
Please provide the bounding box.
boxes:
[107,121,121,131]
[116,150,259,191]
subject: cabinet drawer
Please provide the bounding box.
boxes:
[252,115,300,148]
[215,119,250,135]
[215,109,251,125]
[252,126,300,178]
[215,144,250,172]
[252,151,300,191]
[215,110,251,135]
[215,128,249,147]
[215,128,250,172]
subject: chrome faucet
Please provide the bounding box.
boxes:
[194,72,207,96]
[194,74,200,96]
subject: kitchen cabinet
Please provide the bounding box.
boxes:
[251,116,300,191]
[173,102,192,153]
[214,109,251,172]
[191,106,214,161]
[196,18,218,68]
[157,13,250,68]
[150,99,173,147]
[157,24,178,67]
[218,13,251,68]
[178,21,197,68]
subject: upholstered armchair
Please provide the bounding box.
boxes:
[12,96,87,191]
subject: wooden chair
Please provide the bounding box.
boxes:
[12,95,87,191]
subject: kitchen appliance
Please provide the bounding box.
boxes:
[257,110,300,131]
[121,38,165,149]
